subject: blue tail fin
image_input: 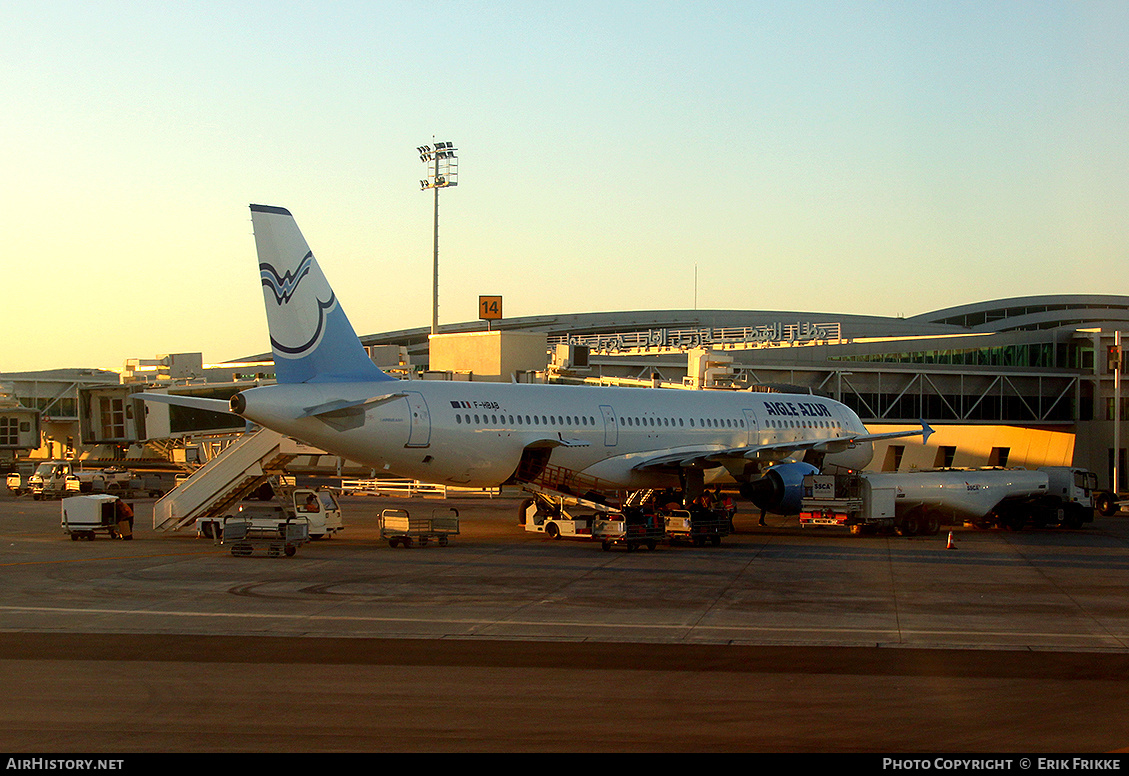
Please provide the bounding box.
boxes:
[250,204,394,384]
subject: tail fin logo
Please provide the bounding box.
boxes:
[259,250,338,359]
[261,254,314,305]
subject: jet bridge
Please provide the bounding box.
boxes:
[152,428,301,532]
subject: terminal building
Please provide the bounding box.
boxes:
[4,294,1129,492]
[354,294,1129,491]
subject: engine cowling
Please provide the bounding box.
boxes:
[739,462,820,515]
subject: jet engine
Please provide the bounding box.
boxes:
[739,462,820,515]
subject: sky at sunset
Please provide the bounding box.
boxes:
[4,1,1127,372]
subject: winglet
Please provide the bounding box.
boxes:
[921,420,934,446]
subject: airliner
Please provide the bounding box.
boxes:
[144,204,930,515]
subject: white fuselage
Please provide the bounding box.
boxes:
[237,380,874,488]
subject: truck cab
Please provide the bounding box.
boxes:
[229,486,344,540]
[1040,467,1096,528]
[28,461,74,500]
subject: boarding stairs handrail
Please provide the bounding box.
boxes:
[152,428,295,531]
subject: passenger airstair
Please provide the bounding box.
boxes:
[152,428,298,531]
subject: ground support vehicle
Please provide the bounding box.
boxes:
[800,466,1098,536]
[65,468,170,498]
[592,512,665,552]
[29,461,75,500]
[30,461,169,500]
[196,485,344,541]
[218,515,309,557]
[60,495,135,541]
[380,508,459,548]
[7,471,24,494]
[664,508,731,547]
[519,491,666,550]
[519,496,601,541]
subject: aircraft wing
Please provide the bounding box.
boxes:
[523,433,591,449]
[631,422,933,472]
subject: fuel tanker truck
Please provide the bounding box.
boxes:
[800,466,1099,535]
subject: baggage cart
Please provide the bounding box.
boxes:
[381,508,459,548]
[61,495,135,541]
[219,515,310,557]
[593,512,664,551]
[664,508,730,547]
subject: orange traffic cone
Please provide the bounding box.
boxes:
[946,531,955,549]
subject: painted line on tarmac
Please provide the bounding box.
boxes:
[0,604,1124,648]
[0,551,221,567]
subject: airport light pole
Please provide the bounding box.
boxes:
[418,141,458,336]
[1115,331,1122,495]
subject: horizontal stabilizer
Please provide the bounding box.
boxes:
[132,393,233,414]
[297,392,408,420]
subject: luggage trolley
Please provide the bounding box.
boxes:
[381,508,459,548]
[218,515,310,557]
[664,508,731,547]
[593,512,665,552]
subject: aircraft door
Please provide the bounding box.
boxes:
[404,391,432,448]
[742,408,759,445]
[600,405,618,447]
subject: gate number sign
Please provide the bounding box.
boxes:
[479,296,502,320]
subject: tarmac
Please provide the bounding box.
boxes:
[2,490,1128,753]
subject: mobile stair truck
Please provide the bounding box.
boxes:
[800,466,1098,536]
[153,428,344,540]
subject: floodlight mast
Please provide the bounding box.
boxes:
[418,141,458,336]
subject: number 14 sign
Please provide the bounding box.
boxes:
[479,296,502,321]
